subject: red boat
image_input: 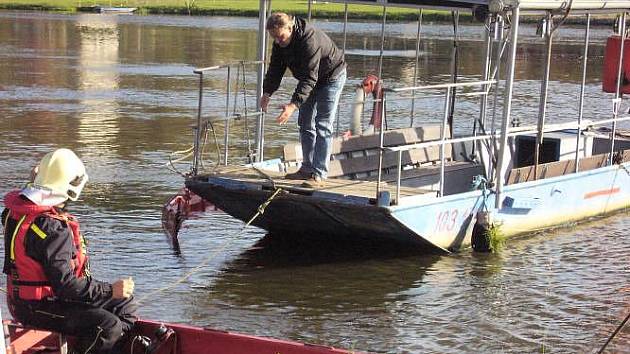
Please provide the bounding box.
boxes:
[4,318,358,354]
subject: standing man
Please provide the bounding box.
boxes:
[261,12,347,188]
[2,148,137,354]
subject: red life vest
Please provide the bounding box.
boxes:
[3,190,88,301]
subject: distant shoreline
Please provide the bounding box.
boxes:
[0,3,616,25]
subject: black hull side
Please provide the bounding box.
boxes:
[186,176,443,252]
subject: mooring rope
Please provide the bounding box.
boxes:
[136,187,283,305]
[596,310,630,354]
[0,188,284,306]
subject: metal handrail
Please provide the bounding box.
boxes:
[385,116,630,154]
[205,111,265,123]
[193,60,265,74]
[377,79,497,202]
[383,114,630,204]
[387,80,496,93]
[192,60,266,173]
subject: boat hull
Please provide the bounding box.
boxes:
[186,176,443,252]
[5,319,356,354]
[187,162,630,252]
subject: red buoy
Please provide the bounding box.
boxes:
[602,35,630,94]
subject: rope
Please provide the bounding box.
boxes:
[251,166,277,190]
[0,188,284,319]
[136,187,283,305]
[471,175,490,212]
[597,310,630,354]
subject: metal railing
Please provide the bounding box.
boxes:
[191,60,265,175]
[376,80,496,203]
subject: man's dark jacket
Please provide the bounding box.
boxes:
[263,17,346,108]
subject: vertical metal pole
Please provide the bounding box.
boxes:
[224,66,231,165]
[447,11,459,139]
[335,3,349,137]
[396,149,402,205]
[439,87,451,197]
[575,13,591,173]
[192,72,204,175]
[534,12,553,180]
[489,16,504,181]
[410,9,423,128]
[611,12,627,165]
[479,16,492,131]
[307,0,312,21]
[342,3,348,53]
[490,17,504,135]
[376,99,386,197]
[495,6,520,209]
[377,6,387,80]
[255,0,268,162]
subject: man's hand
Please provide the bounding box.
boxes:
[112,277,134,299]
[276,103,297,125]
[260,93,270,113]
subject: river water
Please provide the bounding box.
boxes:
[0,11,629,353]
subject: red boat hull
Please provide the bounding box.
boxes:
[5,319,359,354]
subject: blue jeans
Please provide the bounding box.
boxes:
[298,70,346,179]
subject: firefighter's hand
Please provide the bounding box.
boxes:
[261,93,270,113]
[113,277,134,299]
[276,103,297,125]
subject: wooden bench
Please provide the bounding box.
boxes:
[283,125,452,179]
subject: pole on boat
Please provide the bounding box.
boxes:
[495,5,520,209]
[533,12,554,180]
[611,12,627,165]
[476,15,493,141]
[448,11,459,139]
[224,66,231,165]
[377,5,387,80]
[575,13,591,173]
[488,15,505,181]
[410,9,423,128]
[255,0,269,163]
[335,3,349,137]
[376,98,386,198]
[396,149,402,204]
[439,87,452,197]
[192,72,204,175]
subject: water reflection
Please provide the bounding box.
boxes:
[76,14,121,157]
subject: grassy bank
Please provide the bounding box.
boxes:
[0,0,465,21]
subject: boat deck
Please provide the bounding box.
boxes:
[197,165,436,202]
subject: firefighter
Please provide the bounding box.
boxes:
[2,148,137,353]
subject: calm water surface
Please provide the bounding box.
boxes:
[0,11,629,353]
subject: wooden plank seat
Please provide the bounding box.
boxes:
[283,125,452,179]
[4,320,69,354]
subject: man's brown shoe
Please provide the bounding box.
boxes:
[301,175,325,188]
[285,169,311,180]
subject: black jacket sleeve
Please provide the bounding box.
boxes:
[262,45,287,96]
[25,215,113,303]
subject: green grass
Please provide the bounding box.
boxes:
[487,223,506,253]
[0,0,463,21]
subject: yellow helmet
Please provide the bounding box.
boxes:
[33,148,88,202]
